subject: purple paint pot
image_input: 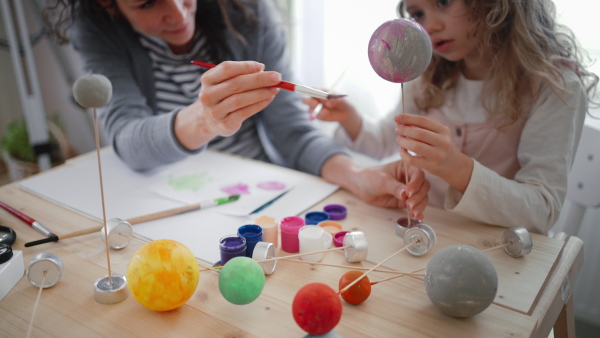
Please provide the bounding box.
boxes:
[219,235,247,265]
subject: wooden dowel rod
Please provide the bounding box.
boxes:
[338,239,417,295]
[256,245,351,263]
[281,258,423,275]
[482,242,511,253]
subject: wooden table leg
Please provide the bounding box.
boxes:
[553,294,575,338]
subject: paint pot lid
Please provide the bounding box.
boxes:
[305,211,331,225]
[323,204,347,220]
[0,244,13,264]
[333,231,350,247]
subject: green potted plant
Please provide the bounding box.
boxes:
[0,117,68,181]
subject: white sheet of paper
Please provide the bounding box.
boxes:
[18,149,339,263]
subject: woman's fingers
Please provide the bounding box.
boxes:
[199,61,282,105]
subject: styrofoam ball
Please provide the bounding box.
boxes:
[72,74,112,108]
[424,245,498,317]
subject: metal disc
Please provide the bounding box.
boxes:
[502,227,533,257]
[252,241,277,275]
[404,224,436,256]
[343,231,368,263]
[26,253,64,288]
[101,218,133,250]
[94,274,129,304]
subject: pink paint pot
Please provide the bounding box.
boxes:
[280,216,305,253]
[333,231,350,248]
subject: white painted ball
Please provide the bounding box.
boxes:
[424,245,498,317]
[72,74,112,108]
[368,18,432,83]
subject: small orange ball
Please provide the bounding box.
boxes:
[127,239,200,311]
[338,270,372,305]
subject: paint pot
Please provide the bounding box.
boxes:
[237,224,263,257]
[219,235,247,265]
[333,231,350,248]
[323,204,347,220]
[280,216,305,253]
[317,220,343,236]
[305,211,330,225]
[252,241,277,275]
[395,217,422,237]
[254,215,278,247]
[298,226,331,262]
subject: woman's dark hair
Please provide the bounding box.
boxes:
[43,0,258,62]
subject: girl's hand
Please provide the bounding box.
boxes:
[175,61,281,150]
[301,95,356,123]
[302,95,363,140]
[394,114,473,193]
[352,160,429,219]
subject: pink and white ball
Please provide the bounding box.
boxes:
[368,18,432,83]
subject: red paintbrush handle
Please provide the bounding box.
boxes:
[0,201,35,225]
[277,81,295,91]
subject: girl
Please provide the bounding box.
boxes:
[304,0,598,233]
[42,0,430,215]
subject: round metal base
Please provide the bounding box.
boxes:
[26,253,64,288]
[502,227,533,257]
[101,218,133,250]
[94,274,129,304]
[343,231,368,263]
[404,223,436,256]
[252,241,277,275]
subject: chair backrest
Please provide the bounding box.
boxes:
[566,123,600,208]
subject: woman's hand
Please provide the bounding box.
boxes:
[175,61,282,150]
[394,114,473,193]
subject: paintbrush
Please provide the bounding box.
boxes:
[24,194,241,247]
[191,60,347,100]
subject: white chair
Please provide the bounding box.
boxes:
[560,123,600,236]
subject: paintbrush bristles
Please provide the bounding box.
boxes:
[326,94,347,100]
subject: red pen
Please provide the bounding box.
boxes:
[191,60,346,100]
[0,201,55,237]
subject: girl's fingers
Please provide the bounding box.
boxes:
[394,114,447,134]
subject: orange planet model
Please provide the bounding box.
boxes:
[127,239,200,311]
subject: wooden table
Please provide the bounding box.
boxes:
[0,157,583,337]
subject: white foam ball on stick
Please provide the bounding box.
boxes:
[72,74,112,108]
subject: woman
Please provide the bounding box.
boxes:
[43,0,430,216]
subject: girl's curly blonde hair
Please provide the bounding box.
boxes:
[398,0,599,123]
